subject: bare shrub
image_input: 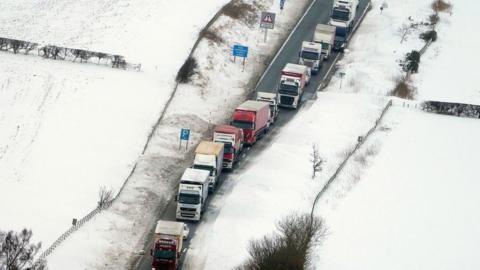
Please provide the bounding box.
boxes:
[432,0,452,12]
[111,55,126,69]
[398,23,412,44]
[176,57,198,83]
[222,0,257,24]
[391,79,415,99]
[200,29,224,44]
[0,228,46,270]
[98,186,114,208]
[310,144,324,179]
[236,213,326,270]
[420,30,438,42]
[429,13,440,25]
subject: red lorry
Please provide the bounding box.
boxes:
[213,125,244,170]
[151,220,185,270]
[231,100,270,145]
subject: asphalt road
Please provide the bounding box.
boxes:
[136,0,370,269]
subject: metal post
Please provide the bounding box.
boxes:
[264,28,268,42]
[242,57,246,72]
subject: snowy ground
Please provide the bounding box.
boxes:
[315,108,480,270]
[0,0,228,255]
[182,0,480,269]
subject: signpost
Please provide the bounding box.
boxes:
[179,128,190,150]
[260,11,276,42]
[232,44,249,71]
[280,0,285,11]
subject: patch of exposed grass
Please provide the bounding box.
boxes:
[432,0,452,12]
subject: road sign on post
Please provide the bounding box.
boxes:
[260,11,276,42]
[232,44,249,71]
[179,128,190,150]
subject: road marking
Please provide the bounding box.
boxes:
[255,0,320,90]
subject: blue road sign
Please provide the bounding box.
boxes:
[232,44,249,58]
[180,128,190,140]
[280,0,285,10]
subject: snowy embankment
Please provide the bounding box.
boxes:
[45,0,312,269]
[183,0,480,269]
[0,0,228,257]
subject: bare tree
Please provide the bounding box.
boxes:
[0,229,46,270]
[310,144,324,179]
[98,186,114,208]
[398,23,412,44]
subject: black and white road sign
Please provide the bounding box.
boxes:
[260,11,276,29]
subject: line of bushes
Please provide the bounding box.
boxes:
[0,37,140,70]
[235,213,326,270]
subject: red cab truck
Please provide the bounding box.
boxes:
[213,125,244,170]
[151,220,185,270]
[231,100,270,145]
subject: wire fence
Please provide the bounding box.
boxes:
[310,99,393,219]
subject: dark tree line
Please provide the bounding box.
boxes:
[0,37,129,69]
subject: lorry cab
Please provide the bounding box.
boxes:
[299,41,323,74]
[176,168,210,221]
[278,63,310,109]
[213,125,244,170]
[256,92,279,124]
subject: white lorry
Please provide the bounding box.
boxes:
[193,141,224,193]
[278,63,311,109]
[329,0,358,51]
[256,92,279,124]
[299,41,323,74]
[313,24,336,60]
[176,168,210,221]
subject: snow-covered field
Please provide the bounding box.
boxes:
[315,108,480,269]
[0,0,228,252]
[183,0,480,269]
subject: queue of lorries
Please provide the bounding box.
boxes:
[150,0,359,268]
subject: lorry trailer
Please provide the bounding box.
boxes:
[231,100,271,145]
[193,141,224,193]
[313,24,336,59]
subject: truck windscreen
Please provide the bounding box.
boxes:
[178,193,200,204]
[192,164,214,176]
[279,82,299,94]
[223,143,234,154]
[231,120,254,130]
[332,9,350,21]
[301,50,319,60]
[154,249,176,259]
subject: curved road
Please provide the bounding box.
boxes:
[135,0,370,269]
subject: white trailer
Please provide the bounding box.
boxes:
[329,0,358,51]
[176,168,210,221]
[299,41,323,74]
[313,24,336,60]
[193,141,224,193]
